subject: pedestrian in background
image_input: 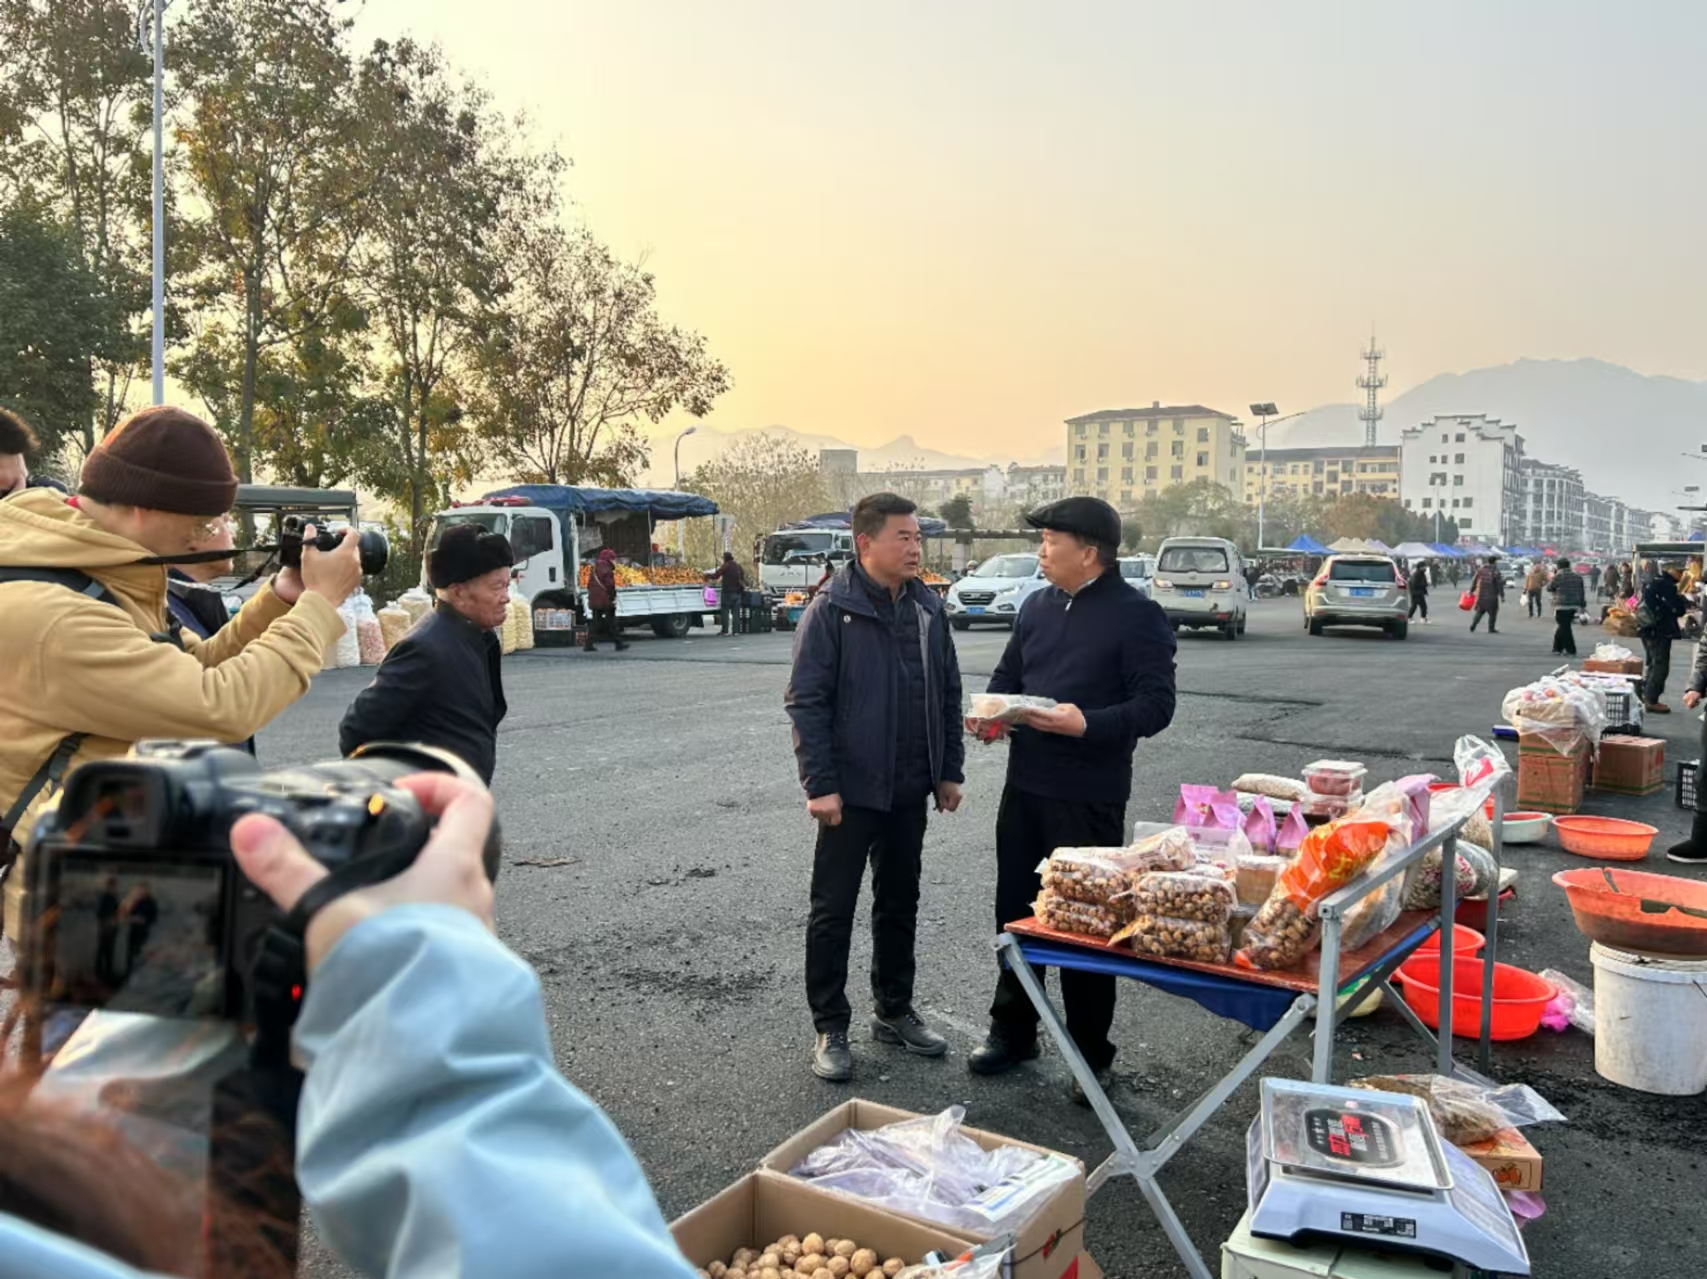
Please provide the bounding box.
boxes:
[785,492,965,1083]
[584,546,628,652]
[1636,563,1688,713]
[966,497,1176,1103]
[1601,562,1620,602]
[1407,561,1430,623]
[1673,644,1707,865]
[1618,560,1634,601]
[709,551,746,635]
[1523,562,1547,619]
[1468,556,1503,634]
[1546,555,1585,656]
[0,406,64,496]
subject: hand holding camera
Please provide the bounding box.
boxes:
[233,771,496,973]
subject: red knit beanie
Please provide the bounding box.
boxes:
[80,406,238,516]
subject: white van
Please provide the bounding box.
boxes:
[1152,536,1248,639]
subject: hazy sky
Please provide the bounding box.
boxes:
[355,1,1707,460]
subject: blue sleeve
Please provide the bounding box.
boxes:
[338,638,431,757]
[291,906,697,1279]
[784,597,842,798]
[1081,600,1178,746]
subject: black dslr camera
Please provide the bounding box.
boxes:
[23,742,499,1027]
[277,514,390,577]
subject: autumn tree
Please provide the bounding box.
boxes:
[346,38,525,553]
[1130,479,1253,548]
[470,220,728,487]
[0,0,152,454]
[172,0,367,486]
[681,433,827,565]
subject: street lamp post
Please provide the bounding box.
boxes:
[1248,404,1303,550]
[673,425,698,556]
[140,0,169,405]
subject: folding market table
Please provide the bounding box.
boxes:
[994,786,1509,1279]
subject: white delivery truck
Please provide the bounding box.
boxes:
[425,484,721,639]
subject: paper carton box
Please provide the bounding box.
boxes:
[1592,735,1666,796]
[1584,657,1643,677]
[760,1101,1087,1279]
[1456,1126,1542,1193]
[671,1172,976,1275]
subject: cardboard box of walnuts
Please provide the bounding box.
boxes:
[759,1101,1089,1279]
[671,1172,976,1279]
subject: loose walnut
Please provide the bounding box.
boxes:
[832,1241,857,1260]
[828,1259,850,1278]
[813,1269,834,1279]
[709,1264,727,1279]
[802,1236,826,1258]
[759,1255,781,1272]
[883,1261,905,1278]
[849,1250,877,1278]
[798,1256,826,1277]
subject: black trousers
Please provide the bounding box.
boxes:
[805,798,929,1034]
[585,606,623,648]
[1409,594,1428,620]
[719,593,742,634]
[989,784,1122,1070]
[1644,636,1673,705]
[1527,592,1542,618]
[1470,603,1498,632]
[1553,608,1578,656]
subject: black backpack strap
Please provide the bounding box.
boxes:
[0,566,118,607]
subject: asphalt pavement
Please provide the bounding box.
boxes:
[262,598,1706,1279]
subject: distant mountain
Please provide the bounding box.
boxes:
[640,422,1062,486]
[1269,358,1707,511]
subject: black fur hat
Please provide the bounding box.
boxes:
[429,524,514,589]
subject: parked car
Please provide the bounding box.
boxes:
[944,552,1047,629]
[1151,537,1248,639]
[1118,554,1156,598]
[1305,554,1409,639]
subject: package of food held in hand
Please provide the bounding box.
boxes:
[967,693,1057,725]
[1036,849,1133,905]
[1034,890,1121,940]
[1114,912,1233,965]
[1124,871,1235,923]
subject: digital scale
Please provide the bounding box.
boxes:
[1246,1079,1530,1277]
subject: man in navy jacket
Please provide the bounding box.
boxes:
[968,497,1177,1099]
[785,493,965,1082]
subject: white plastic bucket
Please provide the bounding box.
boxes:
[1590,942,1707,1095]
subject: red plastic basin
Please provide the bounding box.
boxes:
[1394,955,1555,1040]
[1551,867,1707,957]
[1414,924,1484,957]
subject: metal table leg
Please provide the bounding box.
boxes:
[1437,831,1458,1079]
[1311,914,1343,1083]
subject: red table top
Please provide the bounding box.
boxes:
[1006,909,1442,995]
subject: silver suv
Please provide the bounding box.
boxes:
[1305,555,1410,639]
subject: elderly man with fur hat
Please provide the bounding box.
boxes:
[340,524,513,784]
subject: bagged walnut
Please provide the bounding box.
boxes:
[1235,887,1321,970]
[1114,912,1232,964]
[1034,891,1120,940]
[1124,871,1235,924]
[1234,853,1287,907]
[1036,849,1133,905]
[1125,825,1198,873]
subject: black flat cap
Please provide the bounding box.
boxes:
[1024,496,1122,547]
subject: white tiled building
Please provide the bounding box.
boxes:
[1517,459,1585,550]
[1400,415,1525,545]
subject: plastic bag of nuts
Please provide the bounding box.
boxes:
[1123,871,1235,924]
[1234,887,1321,970]
[1114,912,1233,964]
[1035,848,1133,905]
[1034,890,1121,940]
[1125,825,1199,874]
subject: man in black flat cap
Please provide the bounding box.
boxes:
[967,496,1178,1101]
[340,523,513,784]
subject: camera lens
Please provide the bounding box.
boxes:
[357,529,389,577]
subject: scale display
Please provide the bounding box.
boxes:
[1248,1079,1530,1276]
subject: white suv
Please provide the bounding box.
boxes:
[946,553,1047,630]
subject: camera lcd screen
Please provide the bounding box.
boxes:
[50,859,226,1019]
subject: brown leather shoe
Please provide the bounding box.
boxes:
[1647,702,1672,714]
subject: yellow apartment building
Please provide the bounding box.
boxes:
[1064,403,1246,511]
[1242,444,1401,504]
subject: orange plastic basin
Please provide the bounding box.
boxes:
[1552,815,1657,861]
[1551,867,1707,957]
[1394,955,1555,1040]
[1415,924,1484,956]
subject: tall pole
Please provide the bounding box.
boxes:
[673,425,697,557]
[1257,412,1269,550]
[150,0,166,405]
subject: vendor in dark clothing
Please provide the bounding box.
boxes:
[1636,564,1689,713]
[967,496,1178,1102]
[709,551,747,635]
[1407,562,1430,621]
[340,524,512,784]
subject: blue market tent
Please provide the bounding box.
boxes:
[1286,534,1331,554]
[485,483,719,521]
[1429,542,1464,557]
